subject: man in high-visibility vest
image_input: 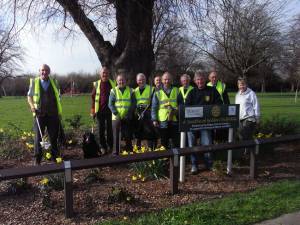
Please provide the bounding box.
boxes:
[27,64,62,165]
[153,75,162,91]
[134,73,157,149]
[108,72,136,155]
[91,66,116,154]
[179,73,195,150]
[185,71,222,174]
[151,72,183,148]
[207,71,230,104]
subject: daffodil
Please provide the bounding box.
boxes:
[131,175,137,181]
[0,128,4,133]
[40,177,49,185]
[56,157,63,163]
[123,216,128,220]
[152,160,156,165]
[126,196,131,202]
[138,174,142,178]
[133,145,138,153]
[159,146,166,151]
[21,136,27,140]
[265,133,272,138]
[121,150,128,156]
[45,152,52,160]
[68,139,73,144]
[141,146,146,153]
[257,133,264,138]
[141,177,146,182]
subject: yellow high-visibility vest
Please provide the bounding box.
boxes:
[94,79,116,113]
[134,85,154,106]
[111,86,132,120]
[179,85,193,103]
[207,80,226,101]
[31,77,62,116]
[156,87,178,122]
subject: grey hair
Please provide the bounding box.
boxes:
[194,70,205,79]
[181,74,191,81]
[136,73,146,79]
[237,76,247,84]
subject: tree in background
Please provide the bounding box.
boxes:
[188,0,283,79]
[0,15,23,97]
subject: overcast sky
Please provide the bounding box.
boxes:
[19,0,300,76]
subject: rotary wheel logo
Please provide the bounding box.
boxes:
[211,105,221,118]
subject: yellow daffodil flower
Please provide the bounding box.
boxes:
[133,145,138,152]
[68,140,73,144]
[257,133,264,138]
[131,175,137,181]
[40,177,49,185]
[21,136,27,140]
[159,146,166,151]
[45,152,52,160]
[121,150,128,156]
[138,174,142,178]
[0,128,4,133]
[123,216,128,220]
[141,146,146,153]
[141,177,146,182]
[56,157,63,163]
[126,196,131,202]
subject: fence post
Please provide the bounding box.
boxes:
[64,161,73,218]
[179,132,186,182]
[170,148,179,194]
[250,139,259,179]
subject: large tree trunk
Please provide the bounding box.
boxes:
[56,0,155,86]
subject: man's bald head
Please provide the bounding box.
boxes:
[136,73,146,87]
[39,64,51,80]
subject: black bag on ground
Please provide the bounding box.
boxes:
[82,132,100,158]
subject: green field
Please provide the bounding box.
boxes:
[0,92,300,132]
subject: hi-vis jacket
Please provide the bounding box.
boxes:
[30,77,62,116]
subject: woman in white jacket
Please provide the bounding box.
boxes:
[235,77,260,141]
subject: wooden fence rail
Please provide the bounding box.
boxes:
[1,134,300,218]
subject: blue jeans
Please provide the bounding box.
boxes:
[189,130,213,169]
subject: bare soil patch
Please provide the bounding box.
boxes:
[1,143,300,225]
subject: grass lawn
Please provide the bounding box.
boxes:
[99,180,300,225]
[1,92,300,131]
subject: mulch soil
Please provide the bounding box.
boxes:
[1,142,300,225]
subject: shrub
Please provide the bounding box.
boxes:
[257,114,299,136]
[107,187,135,204]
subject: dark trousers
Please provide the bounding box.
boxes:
[34,115,59,163]
[112,119,133,155]
[160,123,179,149]
[97,111,113,150]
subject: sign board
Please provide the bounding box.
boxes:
[179,104,240,132]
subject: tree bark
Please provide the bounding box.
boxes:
[56,0,155,85]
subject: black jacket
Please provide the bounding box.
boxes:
[185,86,222,106]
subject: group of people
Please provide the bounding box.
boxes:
[27,64,260,174]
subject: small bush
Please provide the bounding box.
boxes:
[107,187,135,204]
[257,114,299,136]
[65,114,83,130]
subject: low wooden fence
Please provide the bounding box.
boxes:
[1,134,300,218]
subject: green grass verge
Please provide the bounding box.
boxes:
[99,180,300,225]
[1,92,300,131]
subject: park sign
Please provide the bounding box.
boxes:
[178,104,240,132]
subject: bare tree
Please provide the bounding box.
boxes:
[285,14,300,94]
[4,0,214,84]
[188,0,283,78]
[0,14,23,97]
